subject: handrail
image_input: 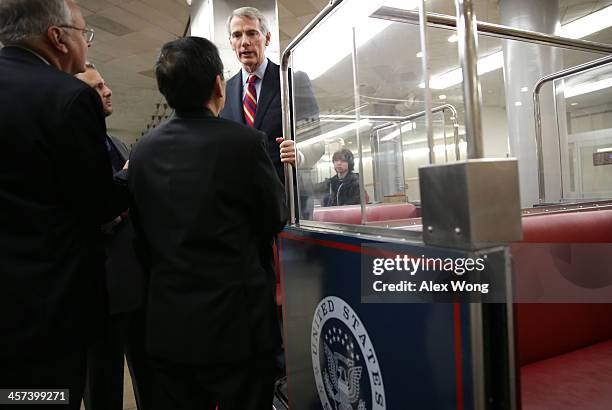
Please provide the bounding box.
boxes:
[371,7,612,55]
[280,0,344,224]
[532,54,612,203]
[372,104,461,161]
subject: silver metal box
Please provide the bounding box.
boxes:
[419,159,522,250]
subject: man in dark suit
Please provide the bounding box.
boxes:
[0,0,127,407]
[221,7,325,226]
[220,6,323,183]
[128,36,287,410]
[76,63,150,410]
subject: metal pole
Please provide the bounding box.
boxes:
[418,0,435,164]
[280,52,296,224]
[532,53,612,203]
[351,26,367,225]
[371,8,612,55]
[455,0,484,159]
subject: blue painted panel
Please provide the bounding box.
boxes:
[280,227,475,410]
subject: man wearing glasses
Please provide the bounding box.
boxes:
[0,1,127,408]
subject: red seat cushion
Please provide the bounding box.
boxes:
[312,203,417,224]
[521,340,612,410]
[516,303,612,366]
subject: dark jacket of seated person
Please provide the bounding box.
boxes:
[316,148,361,206]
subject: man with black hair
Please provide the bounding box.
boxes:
[318,148,362,206]
[127,36,287,410]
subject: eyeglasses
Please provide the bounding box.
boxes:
[60,25,95,43]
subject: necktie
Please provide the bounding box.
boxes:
[243,74,257,127]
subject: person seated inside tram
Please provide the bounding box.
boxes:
[316,148,362,206]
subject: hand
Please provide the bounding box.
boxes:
[122,160,129,170]
[101,215,122,234]
[276,137,296,166]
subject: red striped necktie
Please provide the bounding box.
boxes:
[243,74,257,127]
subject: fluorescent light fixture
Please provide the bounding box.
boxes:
[438,94,447,100]
[560,5,612,39]
[420,51,504,89]
[292,0,418,80]
[571,102,579,106]
[597,147,612,153]
[514,101,522,107]
[521,86,529,92]
[564,77,612,98]
[422,7,612,90]
[297,119,371,148]
[447,34,458,43]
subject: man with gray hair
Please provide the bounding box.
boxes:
[0,0,127,405]
[220,6,322,209]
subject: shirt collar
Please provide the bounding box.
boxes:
[241,58,268,85]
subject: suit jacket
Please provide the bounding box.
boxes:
[220,59,284,181]
[104,136,145,314]
[128,108,287,365]
[0,47,128,361]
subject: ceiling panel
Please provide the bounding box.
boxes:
[72,0,612,145]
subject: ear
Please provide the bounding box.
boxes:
[265,31,271,47]
[215,74,225,99]
[47,26,69,54]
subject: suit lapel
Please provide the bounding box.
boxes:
[230,72,244,124]
[253,60,279,130]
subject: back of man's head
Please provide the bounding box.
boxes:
[0,0,71,45]
[155,37,224,113]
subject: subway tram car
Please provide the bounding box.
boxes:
[273,0,612,409]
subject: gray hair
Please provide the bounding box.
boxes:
[226,7,270,37]
[0,0,72,45]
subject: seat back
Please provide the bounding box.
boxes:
[514,209,612,366]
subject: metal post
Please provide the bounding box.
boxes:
[418,0,435,165]
[455,0,484,159]
[351,26,367,225]
[280,52,296,224]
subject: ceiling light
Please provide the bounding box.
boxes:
[447,34,458,43]
[419,51,504,89]
[514,101,522,106]
[597,147,612,153]
[292,0,419,80]
[297,119,371,148]
[564,77,612,98]
[570,102,579,106]
[416,51,423,58]
[521,86,529,92]
[422,7,612,90]
[560,5,612,39]
[438,94,447,100]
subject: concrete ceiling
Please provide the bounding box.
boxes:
[78,0,612,146]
